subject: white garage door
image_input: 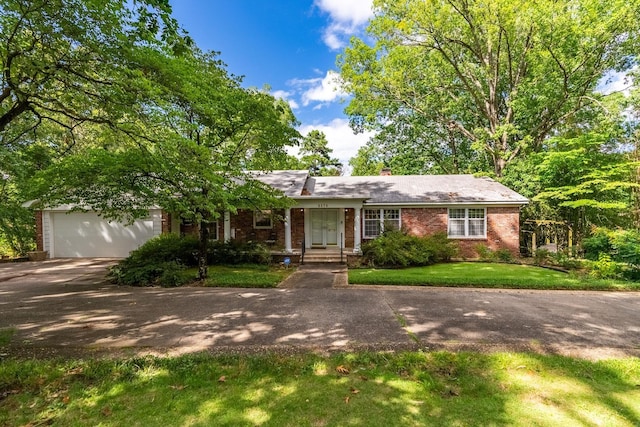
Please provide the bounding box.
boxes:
[49,211,157,258]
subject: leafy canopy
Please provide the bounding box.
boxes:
[339,0,640,176]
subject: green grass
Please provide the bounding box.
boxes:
[0,328,15,347]
[185,264,295,288]
[349,262,640,290]
[1,351,638,426]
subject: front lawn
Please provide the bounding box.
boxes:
[1,352,638,426]
[186,264,295,288]
[349,262,640,290]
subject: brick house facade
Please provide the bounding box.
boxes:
[34,170,527,259]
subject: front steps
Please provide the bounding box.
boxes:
[302,248,347,264]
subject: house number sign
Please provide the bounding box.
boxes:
[317,203,329,208]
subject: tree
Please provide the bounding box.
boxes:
[299,130,342,176]
[349,144,385,176]
[0,0,188,149]
[30,48,300,279]
[339,0,640,177]
[529,133,639,241]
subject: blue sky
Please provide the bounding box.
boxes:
[169,0,376,169]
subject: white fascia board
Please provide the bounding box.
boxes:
[363,201,528,208]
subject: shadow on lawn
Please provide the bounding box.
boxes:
[1,352,638,426]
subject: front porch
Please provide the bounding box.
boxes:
[271,246,356,264]
[224,203,366,255]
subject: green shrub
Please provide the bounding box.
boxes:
[208,240,271,265]
[495,248,515,263]
[582,228,640,281]
[361,230,457,268]
[550,251,583,270]
[533,249,551,265]
[109,234,199,286]
[609,229,640,266]
[422,232,458,262]
[475,244,495,262]
[583,229,612,261]
[586,253,620,279]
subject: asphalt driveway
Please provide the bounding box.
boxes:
[1,259,639,359]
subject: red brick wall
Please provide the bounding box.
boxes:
[35,211,43,251]
[161,211,171,234]
[363,206,521,258]
[230,209,286,246]
[344,209,354,248]
[290,208,305,249]
[401,208,448,237]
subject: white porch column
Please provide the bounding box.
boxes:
[223,211,231,242]
[284,208,292,253]
[353,207,362,253]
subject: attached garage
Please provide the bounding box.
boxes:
[40,209,163,258]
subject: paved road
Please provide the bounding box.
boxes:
[1,259,639,359]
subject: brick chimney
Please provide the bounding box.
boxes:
[380,167,392,176]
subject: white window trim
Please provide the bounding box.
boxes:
[253,210,273,229]
[208,221,219,241]
[363,208,401,239]
[448,207,487,238]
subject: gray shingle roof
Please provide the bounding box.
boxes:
[302,174,528,205]
[252,171,527,205]
[251,170,310,197]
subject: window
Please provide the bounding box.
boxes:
[254,210,273,229]
[448,208,486,238]
[364,208,400,238]
[205,221,219,241]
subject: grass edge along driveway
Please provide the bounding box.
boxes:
[348,262,640,291]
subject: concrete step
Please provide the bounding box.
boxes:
[301,254,345,264]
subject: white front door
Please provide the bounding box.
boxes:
[311,209,338,247]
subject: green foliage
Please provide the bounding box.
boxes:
[299,130,342,176]
[109,235,274,286]
[29,45,299,280]
[475,244,494,262]
[475,244,515,263]
[109,234,198,286]
[583,228,640,266]
[582,228,640,280]
[340,0,640,177]
[586,254,620,280]
[348,144,385,176]
[550,251,583,270]
[583,229,614,261]
[495,249,515,263]
[0,0,187,145]
[534,134,639,237]
[207,240,271,265]
[361,230,458,267]
[533,249,552,265]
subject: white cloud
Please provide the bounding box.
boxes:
[299,118,376,174]
[314,0,374,50]
[271,90,299,109]
[289,70,346,107]
[315,0,373,26]
[600,69,637,96]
